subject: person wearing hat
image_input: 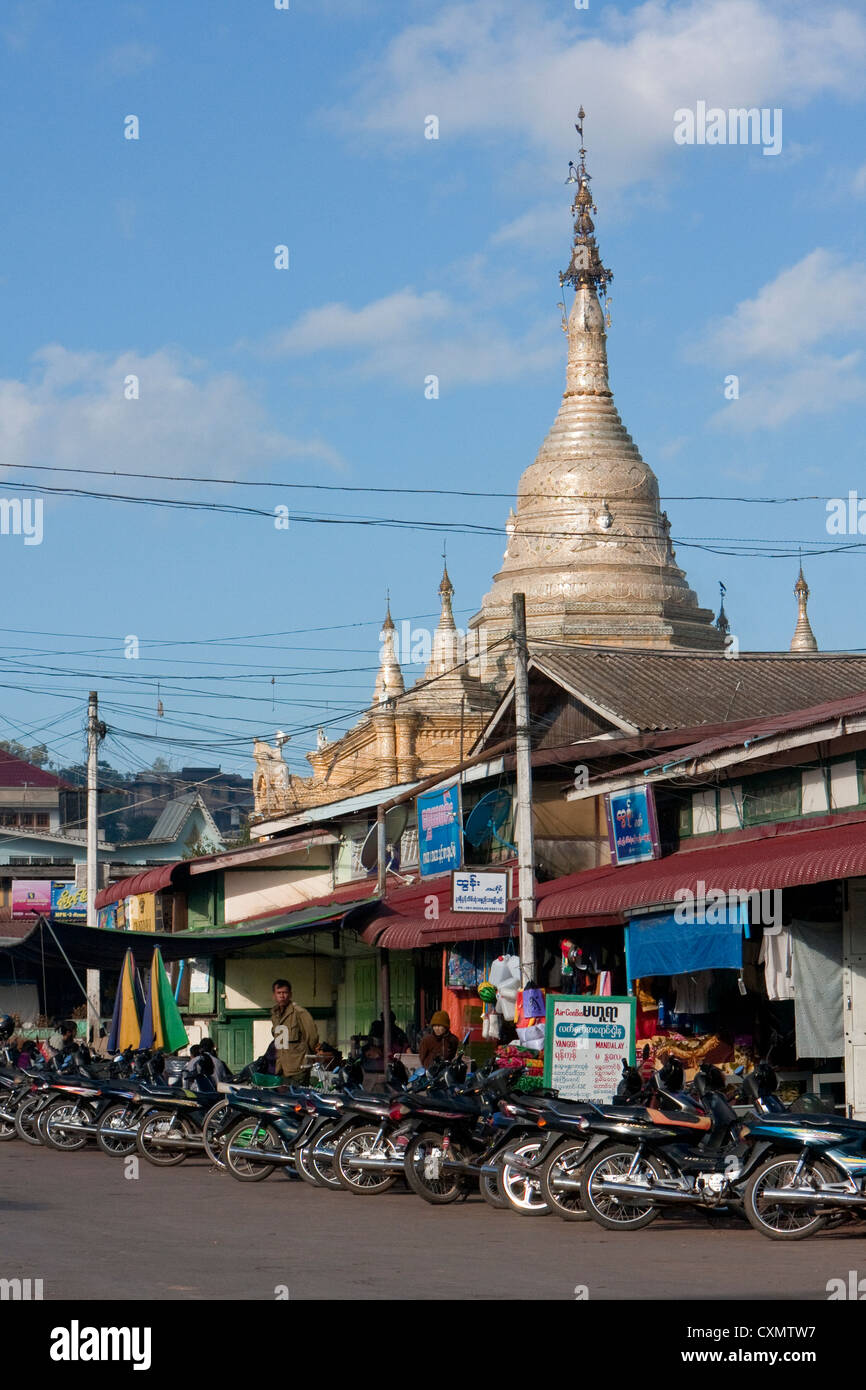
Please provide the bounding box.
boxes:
[418,1010,459,1070]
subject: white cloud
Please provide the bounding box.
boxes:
[325,0,866,190]
[99,41,158,79]
[709,351,866,430]
[0,346,344,484]
[695,250,866,362]
[692,250,866,429]
[258,286,560,387]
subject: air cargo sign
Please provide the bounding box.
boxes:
[544,995,636,1104]
[417,780,463,879]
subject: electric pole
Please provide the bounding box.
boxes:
[512,593,537,982]
[86,691,103,1044]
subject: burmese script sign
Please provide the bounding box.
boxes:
[451,870,509,913]
[416,780,463,878]
[604,784,660,866]
[543,995,636,1104]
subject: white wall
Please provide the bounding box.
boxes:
[223,867,332,924]
[224,954,336,1012]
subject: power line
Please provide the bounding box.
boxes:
[0,461,843,505]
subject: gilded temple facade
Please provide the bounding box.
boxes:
[253,569,498,813]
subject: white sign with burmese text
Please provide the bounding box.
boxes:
[451,870,509,913]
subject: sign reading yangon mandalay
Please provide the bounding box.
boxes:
[544,995,636,1104]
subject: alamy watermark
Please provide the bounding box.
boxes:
[827,1271,866,1300]
[0,497,43,545]
[0,1276,43,1300]
[674,881,782,931]
[379,621,488,676]
[826,492,866,535]
[674,103,782,157]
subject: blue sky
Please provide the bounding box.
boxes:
[1,0,865,782]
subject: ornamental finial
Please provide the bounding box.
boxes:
[790,563,818,652]
[561,108,613,297]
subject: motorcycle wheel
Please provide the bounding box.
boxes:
[580,1145,665,1231]
[97,1104,140,1158]
[335,1124,399,1194]
[201,1100,233,1169]
[15,1095,47,1145]
[499,1140,550,1216]
[404,1131,465,1204]
[479,1166,509,1209]
[297,1121,343,1190]
[541,1139,591,1222]
[0,1109,17,1141]
[223,1118,281,1181]
[43,1100,92,1152]
[744,1153,834,1241]
[136,1111,191,1167]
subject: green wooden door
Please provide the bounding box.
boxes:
[389,953,417,1035]
[213,1018,253,1070]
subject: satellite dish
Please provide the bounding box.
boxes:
[464,789,516,853]
[359,804,409,874]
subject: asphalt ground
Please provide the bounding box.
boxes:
[3,1141,866,1303]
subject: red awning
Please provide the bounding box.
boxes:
[535,813,866,921]
[95,862,185,910]
[362,875,517,949]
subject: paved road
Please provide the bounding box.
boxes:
[3,1143,865,1301]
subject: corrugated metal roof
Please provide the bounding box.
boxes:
[250,780,421,839]
[95,862,184,909]
[362,870,518,947]
[601,690,866,779]
[148,792,212,843]
[0,754,71,790]
[529,646,866,733]
[535,812,866,919]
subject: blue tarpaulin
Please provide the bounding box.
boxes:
[625,907,744,982]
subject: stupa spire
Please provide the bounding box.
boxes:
[468,108,723,654]
[373,595,405,704]
[426,558,462,678]
[790,566,818,652]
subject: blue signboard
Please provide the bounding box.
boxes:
[605,785,661,866]
[416,780,463,878]
[51,882,88,922]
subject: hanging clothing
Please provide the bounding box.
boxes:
[758,928,795,1001]
[790,920,844,1057]
[673,970,714,1015]
[595,971,613,997]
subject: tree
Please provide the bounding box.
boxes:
[0,740,50,768]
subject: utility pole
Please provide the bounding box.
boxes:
[375,804,392,1064]
[512,593,537,983]
[86,691,103,1044]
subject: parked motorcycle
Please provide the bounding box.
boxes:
[576,1061,786,1231]
[221,1090,314,1182]
[399,1060,535,1206]
[741,1105,866,1241]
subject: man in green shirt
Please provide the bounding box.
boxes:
[270,978,319,1083]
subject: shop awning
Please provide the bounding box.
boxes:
[95,863,185,910]
[535,813,866,921]
[362,877,517,949]
[1,895,380,969]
